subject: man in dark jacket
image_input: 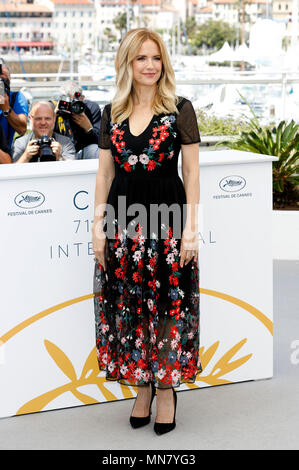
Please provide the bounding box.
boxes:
[55,81,101,159]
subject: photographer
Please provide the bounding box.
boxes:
[12,101,76,163]
[55,81,101,159]
[0,124,11,164]
[0,59,28,150]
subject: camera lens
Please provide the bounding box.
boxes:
[71,100,85,114]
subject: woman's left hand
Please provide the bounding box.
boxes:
[179,229,199,268]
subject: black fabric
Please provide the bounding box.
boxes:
[55,99,101,152]
[176,97,201,144]
[0,124,11,157]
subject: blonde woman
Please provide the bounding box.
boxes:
[92,28,202,435]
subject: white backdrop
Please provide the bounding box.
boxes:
[0,151,277,418]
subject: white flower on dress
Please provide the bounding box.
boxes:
[147,299,154,311]
[133,250,142,262]
[128,154,138,165]
[171,339,178,350]
[134,368,143,380]
[170,238,177,248]
[121,337,127,345]
[147,248,153,257]
[166,253,175,264]
[150,334,156,344]
[157,368,166,380]
[139,153,149,164]
[101,324,109,334]
[120,365,128,375]
[171,370,181,382]
[135,338,142,348]
[116,247,123,259]
[109,334,114,342]
[108,362,115,373]
[188,332,194,340]
[102,353,108,365]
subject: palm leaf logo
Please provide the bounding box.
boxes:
[17,338,252,414]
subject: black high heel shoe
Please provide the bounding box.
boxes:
[130,382,156,429]
[154,387,177,435]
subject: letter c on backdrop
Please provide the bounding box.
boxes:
[74,190,88,210]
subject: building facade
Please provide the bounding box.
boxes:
[0,0,53,51]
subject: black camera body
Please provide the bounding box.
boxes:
[31,135,55,162]
[57,92,85,115]
[0,59,10,96]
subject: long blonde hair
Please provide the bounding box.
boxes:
[111,28,179,124]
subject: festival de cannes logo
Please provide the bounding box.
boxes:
[14,191,45,209]
[219,176,246,192]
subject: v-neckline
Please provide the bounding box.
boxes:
[127,115,155,138]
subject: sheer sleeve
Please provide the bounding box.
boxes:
[98,104,111,149]
[177,98,201,145]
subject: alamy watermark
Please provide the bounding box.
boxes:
[93,197,204,246]
[290,340,299,365]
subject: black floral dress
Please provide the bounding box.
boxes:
[93,96,203,389]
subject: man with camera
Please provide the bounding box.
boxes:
[12,101,76,163]
[0,59,28,150]
[55,81,101,160]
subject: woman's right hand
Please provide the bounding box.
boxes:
[92,227,107,271]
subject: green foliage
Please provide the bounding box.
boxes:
[113,12,127,36]
[185,16,197,39]
[215,92,299,209]
[197,109,251,136]
[191,20,239,50]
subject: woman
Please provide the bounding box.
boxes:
[92,28,202,435]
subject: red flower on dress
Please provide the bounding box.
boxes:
[147,160,156,171]
[133,271,142,283]
[123,162,132,172]
[169,273,179,286]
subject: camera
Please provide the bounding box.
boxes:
[0,59,10,99]
[31,135,55,162]
[57,92,85,115]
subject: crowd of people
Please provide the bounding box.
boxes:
[0,59,102,164]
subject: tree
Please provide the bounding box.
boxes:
[192,20,238,50]
[113,12,127,39]
[185,16,197,39]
